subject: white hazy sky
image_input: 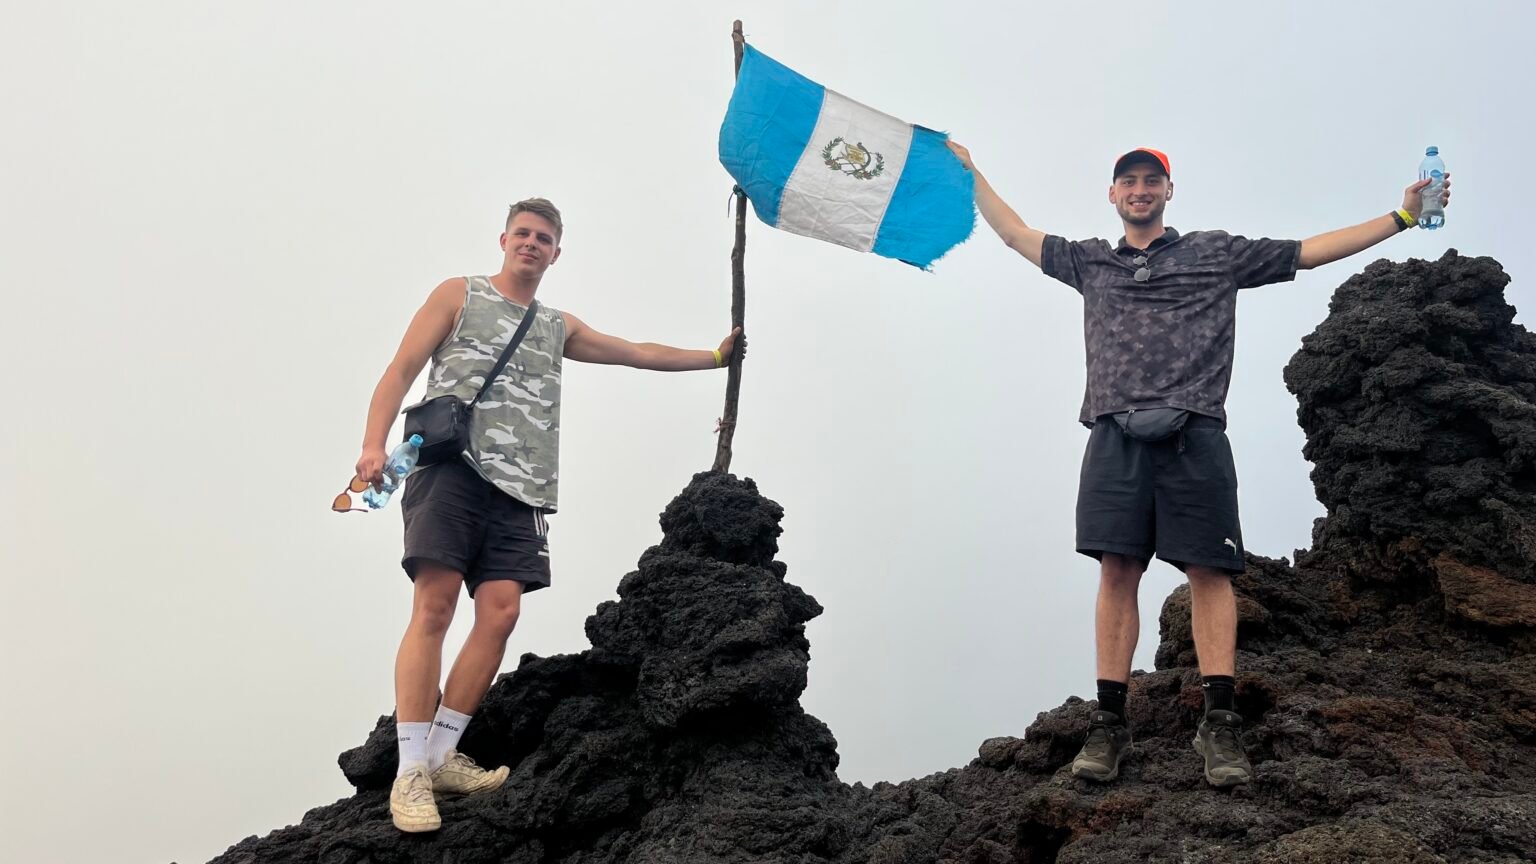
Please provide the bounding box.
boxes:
[3,2,1530,862]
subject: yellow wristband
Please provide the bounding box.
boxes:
[712,348,723,368]
[1396,208,1414,229]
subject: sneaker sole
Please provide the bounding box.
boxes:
[392,812,442,833]
[1071,763,1119,782]
[1191,736,1251,788]
[1070,754,1124,783]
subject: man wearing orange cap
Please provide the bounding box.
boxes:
[946,141,1450,787]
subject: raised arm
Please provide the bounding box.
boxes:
[564,313,742,372]
[355,278,464,485]
[948,140,1048,269]
[1299,175,1452,270]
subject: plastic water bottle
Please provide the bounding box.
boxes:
[363,434,425,509]
[1418,146,1446,230]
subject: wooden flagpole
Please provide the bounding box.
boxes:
[712,19,748,474]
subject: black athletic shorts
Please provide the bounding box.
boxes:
[1075,414,1245,573]
[400,459,552,596]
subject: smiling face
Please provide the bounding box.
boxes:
[1109,164,1172,227]
[500,211,561,279]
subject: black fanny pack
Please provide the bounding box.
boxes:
[401,299,539,467]
[1111,407,1190,443]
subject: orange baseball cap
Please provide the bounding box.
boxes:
[1113,148,1171,178]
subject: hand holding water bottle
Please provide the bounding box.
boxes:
[362,434,425,509]
[355,444,389,492]
[1403,146,1452,229]
[335,435,425,512]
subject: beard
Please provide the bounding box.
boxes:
[1118,199,1165,226]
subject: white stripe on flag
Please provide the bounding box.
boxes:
[776,89,913,253]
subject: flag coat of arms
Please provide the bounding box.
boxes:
[718,44,974,270]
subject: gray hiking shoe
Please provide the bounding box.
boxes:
[1192,708,1252,787]
[1071,710,1132,782]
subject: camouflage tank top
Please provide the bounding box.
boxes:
[420,275,566,511]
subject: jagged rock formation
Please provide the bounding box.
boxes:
[214,251,1535,863]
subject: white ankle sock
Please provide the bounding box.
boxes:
[396,721,431,777]
[425,706,473,771]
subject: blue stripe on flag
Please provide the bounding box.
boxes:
[717,45,824,227]
[871,126,975,269]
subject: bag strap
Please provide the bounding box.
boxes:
[470,296,540,406]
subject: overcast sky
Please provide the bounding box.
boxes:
[3,2,1530,862]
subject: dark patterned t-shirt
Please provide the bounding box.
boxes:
[1041,228,1301,425]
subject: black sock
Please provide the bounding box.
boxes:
[1202,675,1236,713]
[1096,679,1129,719]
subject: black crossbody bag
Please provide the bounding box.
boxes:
[400,300,539,467]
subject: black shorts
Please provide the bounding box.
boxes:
[1075,414,1245,573]
[400,459,552,596]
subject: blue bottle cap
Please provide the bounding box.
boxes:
[1425,146,1439,155]
[408,434,424,446]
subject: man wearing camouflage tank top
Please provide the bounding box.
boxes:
[946,141,1450,788]
[353,198,741,832]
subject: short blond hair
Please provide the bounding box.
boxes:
[506,197,563,241]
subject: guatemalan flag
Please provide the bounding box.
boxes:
[718,44,974,270]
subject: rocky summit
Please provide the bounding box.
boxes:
[215,251,1534,863]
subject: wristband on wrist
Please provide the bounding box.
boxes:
[1391,208,1413,231]
[712,348,723,368]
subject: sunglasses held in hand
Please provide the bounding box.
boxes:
[332,476,372,513]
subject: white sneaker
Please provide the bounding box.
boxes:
[390,766,441,833]
[431,750,509,796]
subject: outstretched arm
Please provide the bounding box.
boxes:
[1299,175,1452,270]
[948,141,1048,269]
[564,313,742,371]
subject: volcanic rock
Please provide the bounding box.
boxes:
[214,252,1535,863]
